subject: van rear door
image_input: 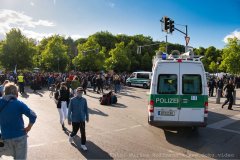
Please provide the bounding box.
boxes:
[178,62,205,122]
[153,62,180,121]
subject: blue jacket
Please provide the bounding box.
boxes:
[0,95,37,140]
[68,96,89,122]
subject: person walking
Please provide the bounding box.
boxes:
[222,79,235,110]
[68,87,89,151]
[17,73,25,94]
[71,76,80,96]
[208,77,216,97]
[0,83,37,159]
[217,77,224,97]
[55,82,70,131]
[0,80,9,97]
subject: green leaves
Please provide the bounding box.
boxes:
[221,38,240,74]
[1,29,239,74]
[0,28,36,70]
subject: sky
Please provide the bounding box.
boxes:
[0,0,240,49]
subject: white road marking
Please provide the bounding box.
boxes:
[114,128,127,132]
[208,114,240,129]
[207,113,240,135]
[29,143,46,148]
[130,124,142,128]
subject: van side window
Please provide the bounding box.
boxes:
[182,74,202,94]
[130,73,136,78]
[137,73,149,79]
[157,74,177,94]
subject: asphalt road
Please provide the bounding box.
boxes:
[1,86,240,159]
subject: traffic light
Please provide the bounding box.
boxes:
[169,20,174,33]
[164,16,170,32]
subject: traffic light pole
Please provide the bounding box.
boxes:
[166,35,168,54]
[161,17,190,52]
[173,25,189,51]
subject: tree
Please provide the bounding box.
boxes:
[0,28,36,70]
[105,42,130,72]
[73,36,104,71]
[41,35,69,72]
[140,53,152,71]
[64,37,77,70]
[220,37,240,74]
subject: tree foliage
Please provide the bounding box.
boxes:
[220,37,240,74]
[1,28,239,74]
[41,35,69,72]
[0,28,36,70]
[73,36,104,71]
[105,42,130,72]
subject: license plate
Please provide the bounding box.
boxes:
[158,110,175,116]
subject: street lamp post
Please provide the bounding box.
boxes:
[216,61,219,78]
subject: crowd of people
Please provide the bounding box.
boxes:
[0,71,130,95]
[207,75,239,110]
[0,70,130,159]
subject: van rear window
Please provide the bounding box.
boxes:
[137,73,149,79]
[157,74,177,94]
[182,74,202,94]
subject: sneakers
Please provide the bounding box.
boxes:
[81,145,88,151]
[69,135,73,143]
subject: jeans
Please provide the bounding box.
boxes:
[0,135,27,159]
[70,122,86,145]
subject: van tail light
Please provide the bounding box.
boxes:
[177,59,182,63]
[148,100,154,112]
[204,101,208,114]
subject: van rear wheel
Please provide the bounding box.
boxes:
[191,126,198,132]
[143,83,148,89]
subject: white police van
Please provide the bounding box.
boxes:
[148,51,208,128]
[126,71,152,89]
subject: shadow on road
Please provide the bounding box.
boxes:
[86,94,101,100]
[32,91,43,97]
[112,103,127,108]
[162,111,240,159]
[117,93,141,99]
[20,92,29,98]
[71,136,113,159]
[89,108,108,116]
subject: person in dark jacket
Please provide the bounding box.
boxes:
[208,77,216,97]
[81,76,88,95]
[55,82,70,131]
[222,79,235,110]
[217,77,224,97]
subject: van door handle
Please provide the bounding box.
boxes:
[182,99,189,103]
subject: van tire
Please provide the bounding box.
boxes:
[191,126,198,132]
[127,82,131,86]
[143,83,148,89]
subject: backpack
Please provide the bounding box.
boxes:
[111,95,117,104]
[100,94,111,105]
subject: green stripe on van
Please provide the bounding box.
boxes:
[149,94,208,108]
